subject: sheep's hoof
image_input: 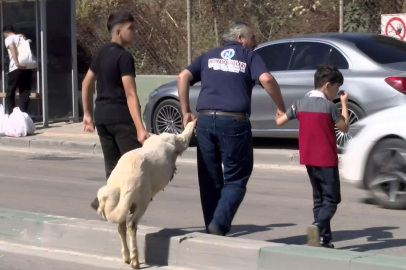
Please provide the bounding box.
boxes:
[122,249,130,264]
[130,260,140,269]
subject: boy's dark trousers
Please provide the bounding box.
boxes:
[6,69,32,114]
[306,166,341,242]
[96,122,142,180]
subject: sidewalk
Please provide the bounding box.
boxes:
[0,122,303,168]
[1,208,406,270]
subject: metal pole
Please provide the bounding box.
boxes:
[186,0,192,65]
[35,0,40,94]
[1,1,5,107]
[40,0,48,127]
[339,0,344,34]
[71,0,79,123]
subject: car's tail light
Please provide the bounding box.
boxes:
[385,77,406,94]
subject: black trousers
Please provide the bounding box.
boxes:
[306,166,341,242]
[96,123,142,179]
[6,69,32,115]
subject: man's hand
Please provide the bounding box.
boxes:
[183,112,196,128]
[137,129,150,145]
[16,63,27,69]
[340,91,349,103]
[83,113,95,132]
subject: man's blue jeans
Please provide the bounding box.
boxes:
[196,114,253,235]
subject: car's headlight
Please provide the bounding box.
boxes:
[349,123,365,138]
[148,89,159,101]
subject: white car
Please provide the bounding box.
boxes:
[342,104,406,209]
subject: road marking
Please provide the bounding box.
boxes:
[0,173,100,186]
[177,158,306,171]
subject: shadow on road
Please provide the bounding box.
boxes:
[189,137,299,150]
[270,226,405,252]
[169,223,297,237]
[144,223,297,266]
[253,138,298,150]
[228,223,297,238]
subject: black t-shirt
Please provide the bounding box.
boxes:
[90,42,136,125]
[186,41,268,114]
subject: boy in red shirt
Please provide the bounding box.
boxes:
[276,65,349,248]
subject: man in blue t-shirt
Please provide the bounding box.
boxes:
[178,22,286,236]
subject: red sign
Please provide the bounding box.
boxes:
[385,17,406,40]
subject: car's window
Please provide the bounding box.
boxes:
[255,42,293,72]
[354,35,406,65]
[289,42,332,70]
[327,48,349,69]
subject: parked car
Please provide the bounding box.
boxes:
[342,104,406,209]
[143,33,406,151]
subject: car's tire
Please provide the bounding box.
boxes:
[153,99,184,135]
[364,138,406,209]
[335,102,365,153]
[152,99,197,145]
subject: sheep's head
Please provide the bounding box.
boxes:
[174,120,196,154]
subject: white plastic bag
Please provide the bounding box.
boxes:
[23,111,36,135]
[17,37,37,70]
[5,108,35,137]
[0,104,7,135]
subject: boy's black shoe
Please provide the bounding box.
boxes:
[320,238,335,249]
[90,197,99,211]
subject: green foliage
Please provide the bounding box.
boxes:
[344,0,380,33]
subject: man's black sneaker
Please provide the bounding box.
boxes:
[208,224,225,236]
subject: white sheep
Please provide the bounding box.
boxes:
[94,120,196,269]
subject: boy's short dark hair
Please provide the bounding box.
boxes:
[107,11,135,33]
[3,25,15,33]
[314,65,344,89]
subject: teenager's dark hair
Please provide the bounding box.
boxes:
[107,11,135,33]
[314,65,344,89]
[3,25,15,33]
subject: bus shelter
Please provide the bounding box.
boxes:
[0,0,79,126]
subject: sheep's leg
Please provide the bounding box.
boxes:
[118,222,130,264]
[128,195,151,269]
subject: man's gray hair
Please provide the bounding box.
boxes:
[222,22,251,43]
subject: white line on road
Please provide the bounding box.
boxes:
[0,173,101,186]
[177,158,306,172]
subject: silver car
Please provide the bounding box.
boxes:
[143,33,406,150]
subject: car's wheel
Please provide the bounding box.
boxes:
[365,138,406,209]
[335,102,365,152]
[153,99,183,135]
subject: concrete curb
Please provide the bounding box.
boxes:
[1,208,406,270]
[0,137,101,155]
[0,136,303,167]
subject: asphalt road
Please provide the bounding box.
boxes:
[0,149,405,258]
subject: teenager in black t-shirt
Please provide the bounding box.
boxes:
[82,11,149,179]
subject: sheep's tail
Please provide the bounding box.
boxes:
[96,185,126,223]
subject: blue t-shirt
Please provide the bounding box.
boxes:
[186,41,269,114]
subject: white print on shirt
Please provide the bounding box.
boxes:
[208,58,247,73]
[220,49,235,59]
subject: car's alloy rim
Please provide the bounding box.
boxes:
[156,105,183,134]
[368,147,406,203]
[335,108,359,149]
